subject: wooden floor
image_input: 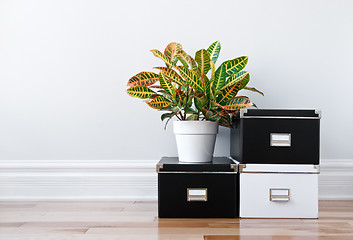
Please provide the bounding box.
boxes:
[0,201,352,240]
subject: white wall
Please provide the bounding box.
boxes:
[1,0,353,161]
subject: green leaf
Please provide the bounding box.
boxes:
[158,73,174,96]
[162,105,179,112]
[146,96,171,109]
[223,56,248,77]
[151,49,178,69]
[161,112,174,121]
[217,80,242,104]
[178,67,204,92]
[207,41,221,64]
[194,97,207,112]
[154,67,185,87]
[186,114,199,120]
[184,106,197,114]
[214,64,227,90]
[127,72,159,87]
[195,49,211,75]
[126,86,156,99]
[243,86,264,96]
[164,42,183,66]
[223,96,253,111]
[177,49,198,72]
[187,94,193,107]
[202,109,220,121]
[221,71,249,90]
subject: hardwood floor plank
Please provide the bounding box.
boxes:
[204,236,353,240]
[0,201,352,240]
[0,222,25,227]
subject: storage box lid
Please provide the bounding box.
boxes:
[240,109,321,119]
[239,164,320,174]
[157,157,237,173]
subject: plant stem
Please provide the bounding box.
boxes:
[184,86,190,121]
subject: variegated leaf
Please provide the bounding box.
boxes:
[158,73,174,96]
[205,76,214,101]
[158,89,172,101]
[177,49,198,72]
[210,101,224,110]
[218,109,231,116]
[146,96,171,109]
[223,96,253,111]
[217,80,242,104]
[207,41,221,63]
[202,74,210,95]
[223,56,248,77]
[177,56,189,68]
[243,86,264,96]
[151,49,178,69]
[178,67,204,92]
[195,49,211,75]
[221,71,249,90]
[149,85,163,89]
[154,67,185,87]
[202,109,213,120]
[219,114,231,128]
[210,61,215,83]
[207,111,221,121]
[126,86,156,99]
[164,42,182,65]
[174,88,187,105]
[214,64,227,90]
[127,72,159,87]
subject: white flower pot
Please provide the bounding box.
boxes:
[173,121,219,163]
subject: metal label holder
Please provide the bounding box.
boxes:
[187,188,208,202]
[270,188,290,202]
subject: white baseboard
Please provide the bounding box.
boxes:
[0,159,352,201]
[319,159,353,200]
[0,160,158,201]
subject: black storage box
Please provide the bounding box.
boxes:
[157,157,239,218]
[231,109,321,164]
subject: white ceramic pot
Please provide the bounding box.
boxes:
[173,121,219,163]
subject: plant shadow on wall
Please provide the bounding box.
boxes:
[126,41,263,128]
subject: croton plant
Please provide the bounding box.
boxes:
[126,41,263,128]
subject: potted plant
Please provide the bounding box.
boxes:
[126,41,263,162]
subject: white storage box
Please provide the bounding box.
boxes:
[239,164,319,218]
